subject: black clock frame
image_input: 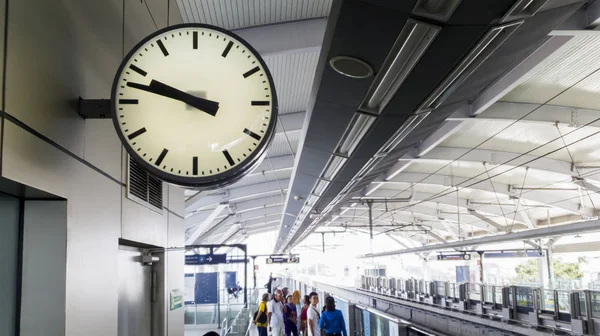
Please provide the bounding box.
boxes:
[111,23,278,189]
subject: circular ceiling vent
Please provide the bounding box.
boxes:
[329,56,373,79]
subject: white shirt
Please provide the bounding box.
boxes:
[267,299,284,328]
[307,305,321,336]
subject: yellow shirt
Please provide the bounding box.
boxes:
[257,301,268,328]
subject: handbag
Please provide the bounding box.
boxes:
[253,302,267,324]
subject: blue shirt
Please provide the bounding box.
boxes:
[319,309,347,336]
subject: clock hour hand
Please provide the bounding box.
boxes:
[127,80,219,116]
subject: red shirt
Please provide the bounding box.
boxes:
[300,306,308,321]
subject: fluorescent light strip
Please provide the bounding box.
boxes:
[321,155,347,180]
[378,111,430,155]
[421,21,522,110]
[335,113,376,156]
[359,19,441,114]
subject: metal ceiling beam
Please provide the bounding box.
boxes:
[235,18,326,57]
[185,178,290,211]
[469,36,572,115]
[369,190,525,227]
[360,218,600,258]
[216,225,242,245]
[187,195,284,224]
[382,172,585,216]
[247,154,294,177]
[418,146,585,181]
[467,210,505,233]
[186,203,229,245]
[449,101,600,128]
[416,120,465,156]
[556,1,600,30]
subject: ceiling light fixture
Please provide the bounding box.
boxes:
[420,21,522,110]
[359,19,440,115]
[330,56,374,79]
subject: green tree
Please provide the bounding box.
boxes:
[514,259,539,282]
[513,258,583,282]
[554,258,583,280]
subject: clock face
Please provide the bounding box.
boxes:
[111,24,278,188]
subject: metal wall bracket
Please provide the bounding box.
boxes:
[78,98,111,119]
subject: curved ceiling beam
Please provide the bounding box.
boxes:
[186,194,284,224]
[449,101,600,128]
[364,190,526,227]
[234,18,326,57]
[185,178,290,211]
[381,172,585,216]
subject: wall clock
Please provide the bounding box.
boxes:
[111,23,278,189]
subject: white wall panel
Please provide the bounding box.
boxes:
[167,212,185,336]
[2,121,122,336]
[146,0,169,29]
[5,0,122,156]
[0,0,5,108]
[83,119,123,182]
[21,200,67,336]
[121,183,169,247]
[0,195,19,336]
[125,0,159,54]
[170,0,184,25]
[168,184,185,217]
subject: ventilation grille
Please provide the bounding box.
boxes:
[127,156,163,213]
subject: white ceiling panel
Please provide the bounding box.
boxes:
[503,35,600,110]
[264,51,320,114]
[441,119,600,163]
[177,0,332,30]
[266,129,301,157]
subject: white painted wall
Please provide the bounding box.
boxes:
[20,201,68,336]
[0,0,185,335]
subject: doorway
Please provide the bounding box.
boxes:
[118,246,154,336]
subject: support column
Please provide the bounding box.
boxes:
[538,251,550,288]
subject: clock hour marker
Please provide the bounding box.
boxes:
[156,39,169,56]
[192,156,198,175]
[193,31,198,49]
[155,148,168,166]
[243,128,262,141]
[222,150,235,166]
[127,127,147,140]
[222,41,233,57]
[129,64,147,77]
[251,101,270,106]
[119,99,138,104]
[243,66,260,78]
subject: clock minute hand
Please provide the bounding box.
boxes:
[127,80,219,116]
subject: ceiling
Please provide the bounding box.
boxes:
[180,0,600,254]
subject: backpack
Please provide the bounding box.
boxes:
[254,302,267,324]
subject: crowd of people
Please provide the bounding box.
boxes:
[253,273,347,336]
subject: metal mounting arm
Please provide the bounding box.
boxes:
[78,98,111,119]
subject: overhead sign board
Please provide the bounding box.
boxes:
[437,254,471,261]
[185,253,227,265]
[484,251,545,258]
[266,256,300,264]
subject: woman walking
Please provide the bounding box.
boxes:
[299,295,309,335]
[319,296,347,336]
[253,293,270,336]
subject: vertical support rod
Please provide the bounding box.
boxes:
[217,272,221,328]
[252,256,257,289]
[321,233,325,253]
[244,247,248,306]
[368,201,373,239]
[478,251,484,283]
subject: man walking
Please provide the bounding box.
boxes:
[267,289,287,336]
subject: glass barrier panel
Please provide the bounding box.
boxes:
[579,294,587,317]
[591,291,600,318]
[557,291,570,313]
[542,290,555,311]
